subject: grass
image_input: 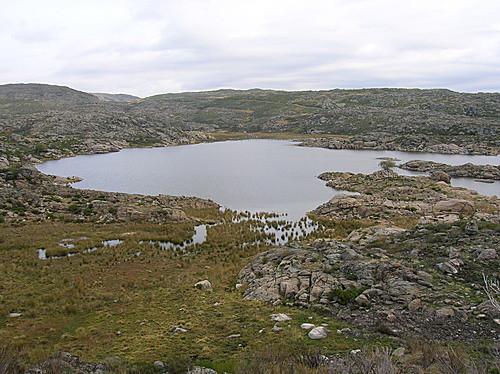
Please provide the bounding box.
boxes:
[207,131,348,142]
[0,220,370,370]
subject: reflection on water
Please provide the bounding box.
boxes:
[38,238,124,260]
[142,224,208,251]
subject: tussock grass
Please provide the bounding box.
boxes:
[0,220,362,369]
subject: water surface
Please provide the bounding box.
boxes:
[37,140,499,219]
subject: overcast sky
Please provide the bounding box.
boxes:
[1,0,500,96]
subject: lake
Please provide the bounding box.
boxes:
[37,139,499,220]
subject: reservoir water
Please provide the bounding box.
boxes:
[37,139,499,220]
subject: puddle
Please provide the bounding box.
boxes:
[37,239,123,259]
[141,224,207,251]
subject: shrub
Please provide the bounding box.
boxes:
[329,287,366,305]
[379,160,396,170]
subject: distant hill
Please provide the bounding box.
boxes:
[0,83,98,104]
[92,92,140,103]
[0,83,498,155]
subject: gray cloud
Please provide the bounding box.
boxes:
[1,0,500,96]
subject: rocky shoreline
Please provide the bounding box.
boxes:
[298,134,500,156]
[0,165,218,224]
[399,160,500,181]
[238,170,500,344]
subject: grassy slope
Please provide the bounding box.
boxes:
[0,219,382,371]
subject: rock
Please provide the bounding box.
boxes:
[465,221,479,235]
[188,367,218,374]
[354,294,371,307]
[436,261,460,274]
[436,307,455,318]
[7,312,22,318]
[300,323,315,330]
[270,313,292,322]
[408,298,423,312]
[475,248,497,261]
[194,280,212,291]
[308,326,329,340]
[386,313,397,322]
[272,324,283,333]
[476,300,500,318]
[430,171,451,184]
[172,326,188,334]
[0,156,9,170]
[153,361,165,369]
[433,199,474,216]
[226,334,241,339]
[235,283,243,289]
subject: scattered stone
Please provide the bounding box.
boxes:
[355,294,371,307]
[7,312,22,318]
[153,361,165,369]
[194,280,212,291]
[226,334,241,339]
[408,299,423,312]
[300,323,315,330]
[188,367,218,374]
[270,313,292,322]
[172,326,188,334]
[272,325,283,333]
[476,248,497,261]
[436,307,455,318]
[308,326,329,340]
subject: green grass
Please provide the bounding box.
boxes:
[0,221,372,370]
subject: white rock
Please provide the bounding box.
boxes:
[194,280,212,291]
[7,312,22,318]
[153,361,165,369]
[350,349,362,355]
[188,367,218,374]
[300,323,315,330]
[272,325,283,333]
[308,326,328,340]
[227,334,241,339]
[271,313,291,322]
[172,326,188,334]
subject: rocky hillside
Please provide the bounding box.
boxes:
[133,88,500,154]
[92,92,140,102]
[0,83,98,104]
[0,84,209,165]
[1,84,499,164]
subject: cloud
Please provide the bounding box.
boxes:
[1,0,499,96]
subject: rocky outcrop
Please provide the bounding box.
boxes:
[239,221,500,340]
[400,160,500,180]
[313,170,499,225]
[0,166,217,224]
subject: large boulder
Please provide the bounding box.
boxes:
[308,326,329,340]
[433,199,474,215]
